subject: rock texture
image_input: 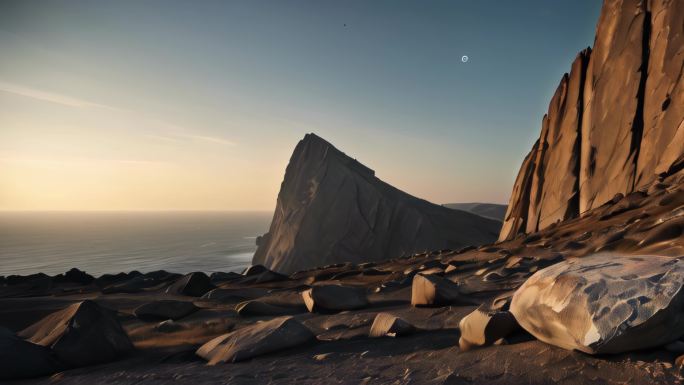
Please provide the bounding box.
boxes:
[302,285,369,313]
[18,300,134,367]
[510,254,684,354]
[411,273,477,307]
[253,133,501,273]
[0,327,61,380]
[500,0,684,241]
[196,316,315,364]
[369,313,416,338]
[165,272,214,297]
[458,307,518,351]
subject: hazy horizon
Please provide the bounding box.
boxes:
[1,0,601,211]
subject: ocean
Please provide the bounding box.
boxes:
[0,211,273,277]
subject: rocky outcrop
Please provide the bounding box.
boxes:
[500,0,684,241]
[254,133,501,274]
[165,272,214,297]
[18,300,134,367]
[510,254,684,354]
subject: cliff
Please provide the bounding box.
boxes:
[500,0,684,241]
[253,134,501,274]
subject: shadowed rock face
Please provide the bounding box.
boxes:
[253,133,501,274]
[510,254,684,354]
[18,300,134,367]
[500,0,684,241]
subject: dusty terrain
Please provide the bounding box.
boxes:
[4,169,684,384]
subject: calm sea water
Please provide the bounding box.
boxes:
[0,211,272,277]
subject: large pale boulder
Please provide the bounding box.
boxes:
[18,300,134,367]
[196,316,315,364]
[0,327,61,380]
[510,255,684,354]
[302,285,369,313]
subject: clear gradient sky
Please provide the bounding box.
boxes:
[0,0,601,211]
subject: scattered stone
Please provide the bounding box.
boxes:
[0,327,61,380]
[302,285,369,313]
[196,316,315,364]
[411,273,478,307]
[458,307,518,351]
[511,255,684,354]
[166,272,214,297]
[18,300,134,367]
[369,313,416,338]
[134,300,198,321]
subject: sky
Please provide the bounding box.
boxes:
[0,0,602,211]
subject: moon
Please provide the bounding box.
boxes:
[461,55,469,63]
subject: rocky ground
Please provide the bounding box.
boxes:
[3,171,684,384]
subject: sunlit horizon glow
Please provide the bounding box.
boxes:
[0,1,601,211]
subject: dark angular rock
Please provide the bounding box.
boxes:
[302,285,369,313]
[18,300,134,367]
[458,307,518,351]
[166,272,214,297]
[0,327,61,380]
[411,273,477,307]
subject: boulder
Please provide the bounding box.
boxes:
[18,300,134,367]
[242,265,270,276]
[252,133,501,274]
[236,300,302,316]
[510,255,684,354]
[302,285,369,313]
[166,272,214,297]
[411,273,477,307]
[54,268,94,285]
[0,327,61,380]
[133,300,198,321]
[458,307,518,351]
[369,313,416,338]
[196,316,315,364]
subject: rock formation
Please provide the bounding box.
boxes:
[458,307,518,351]
[302,284,369,313]
[510,254,684,354]
[165,272,214,297]
[500,0,684,241]
[369,313,416,338]
[253,133,501,273]
[18,300,134,367]
[195,316,315,364]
